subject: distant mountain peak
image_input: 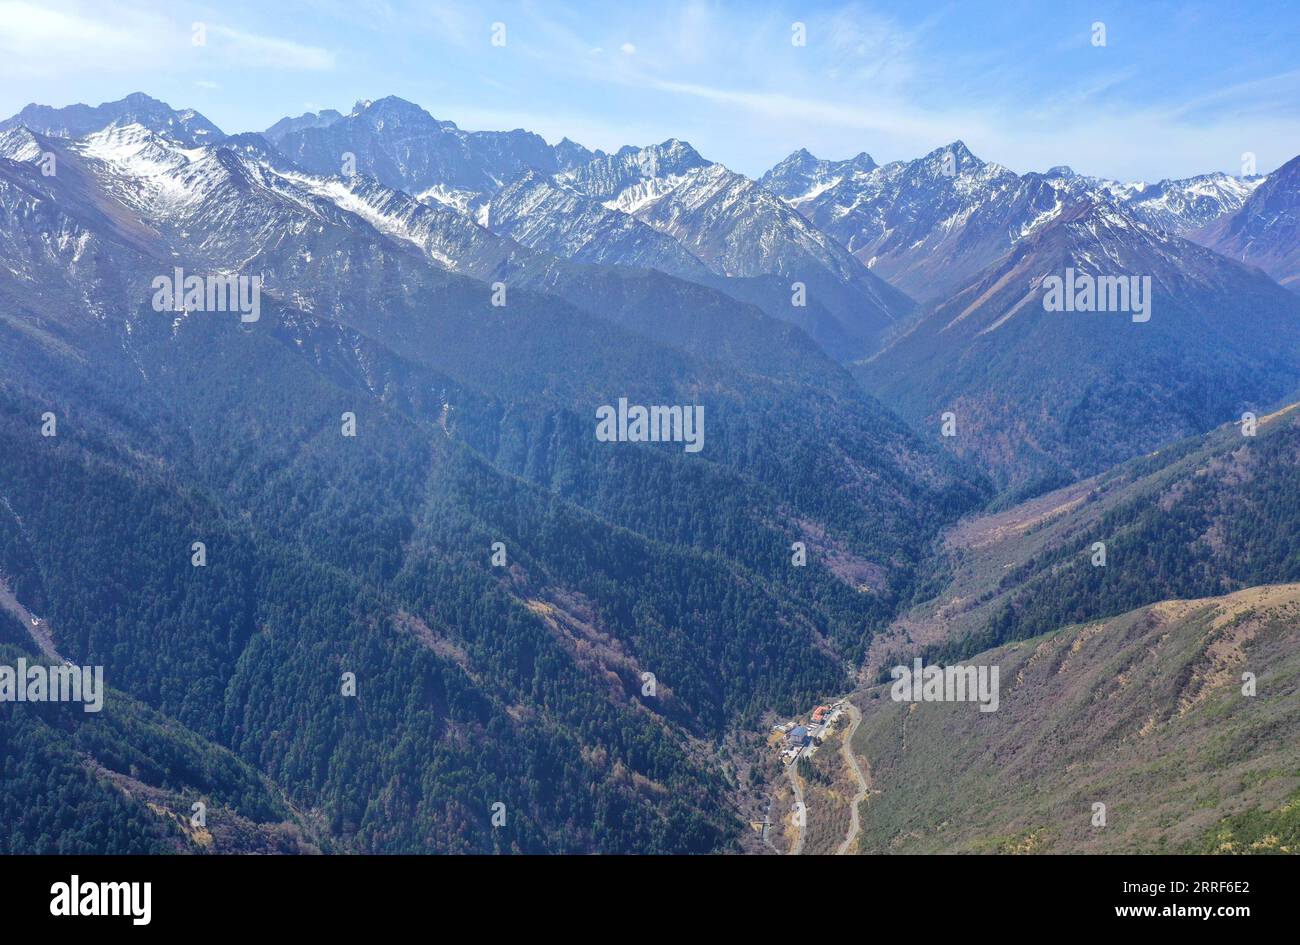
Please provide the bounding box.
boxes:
[350,95,449,128]
[213,131,286,165]
[263,109,344,143]
[553,136,605,170]
[920,140,982,174]
[0,92,223,147]
[584,139,710,189]
[848,150,876,170]
[758,147,878,206]
[616,138,705,167]
[272,94,572,198]
[119,91,165,108]
[767,148,820,174]
[1194,151,1300,290]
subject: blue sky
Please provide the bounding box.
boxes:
[2,0,1298,180]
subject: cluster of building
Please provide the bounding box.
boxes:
[770,701,847,765]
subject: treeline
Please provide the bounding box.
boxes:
[922,417,1300,665]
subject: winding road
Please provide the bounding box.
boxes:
[835,702,869,856]
[785,763,806,855]
[782,701,870,856]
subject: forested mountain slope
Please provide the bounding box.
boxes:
[0,107,984,853]
[867,398,1300,673]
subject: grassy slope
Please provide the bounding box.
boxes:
[850,583,1300,853]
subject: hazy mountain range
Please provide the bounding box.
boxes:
[2,92,1297,855]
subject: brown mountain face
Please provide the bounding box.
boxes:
[849,582,1300,854]
[841,401,1300,854]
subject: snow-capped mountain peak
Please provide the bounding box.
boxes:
[0,92,223,147]
[1193,153,1300,290]
[758,148,877,205]
[760,136,1269,301]
[555,138,710,209]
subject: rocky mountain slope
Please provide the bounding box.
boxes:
[1193,153,1300,291]
[857,199,1300,492]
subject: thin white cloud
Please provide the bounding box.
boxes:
[0,1,160,76]
[640,77,978,143]
[0,1,334,77]
[421,0,477,49]
[496,0,1299,179]
[206,24,335,70]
